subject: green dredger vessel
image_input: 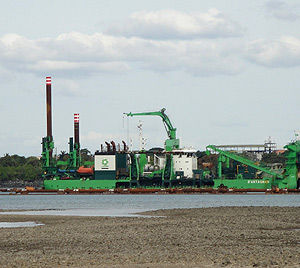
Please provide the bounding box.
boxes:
[42,77,300,190]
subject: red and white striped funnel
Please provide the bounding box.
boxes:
[74,113,80,149]
[74,113,79,123]
[46,77,51,85]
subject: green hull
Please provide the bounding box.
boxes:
[44,179,119,190]
[44,178,280,190]
[213,179,271,189]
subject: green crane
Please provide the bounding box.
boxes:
[41,136,56,176]
[124,108,180,152]
[206,145,283,180]
[283,140,300,189]
[206,144,300,189]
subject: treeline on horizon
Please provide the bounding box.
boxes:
[0,149,94,183]
[0,150,285,183]
[0,154,42,182]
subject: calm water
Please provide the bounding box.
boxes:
[0,194,300,216]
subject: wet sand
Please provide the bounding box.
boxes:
[0,207,300,268]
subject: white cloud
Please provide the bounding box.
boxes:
[0,32,132,77]
[105,9,244,39]
[0,34,44,62]
[246,36,300,67]
[0,32,244,77]
[27,60,130,75]
[264,1,299,21]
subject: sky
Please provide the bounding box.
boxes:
[0,0,300,156]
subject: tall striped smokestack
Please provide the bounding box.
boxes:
[46,77,52,140]
[74,113,80,151]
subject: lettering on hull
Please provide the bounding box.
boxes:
[248,180,269,184]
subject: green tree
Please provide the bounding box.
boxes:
[81,148,93,162]
[0,155,43,182]
[58,151,68,161]
[0,154,26,167]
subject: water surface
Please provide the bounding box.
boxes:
[0,194,299,216]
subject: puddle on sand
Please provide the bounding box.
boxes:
[0,222,44,228]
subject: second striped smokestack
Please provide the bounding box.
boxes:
[46,77,53,159]
[74,113,80,151]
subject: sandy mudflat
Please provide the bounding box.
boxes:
[0,207,300,268]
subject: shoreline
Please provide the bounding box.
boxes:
[0,207,300,267]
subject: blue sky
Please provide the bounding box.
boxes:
[0,0,300,156]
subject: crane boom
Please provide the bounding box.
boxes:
[124,108,179,151]
[206,145,283,179]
